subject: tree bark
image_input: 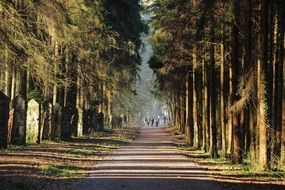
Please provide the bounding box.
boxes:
[209,18,219,158]
[273,1,285,163]
[258,0,270,171]
[193,47,199,149]
[231,0,242,163]
[186,71,194,146]
[280,5,285,164]
[220,42,226,158]
[202,48,209,152]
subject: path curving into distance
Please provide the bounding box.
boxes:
[73,126,284,190]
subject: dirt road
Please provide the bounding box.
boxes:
[73,127,284,190]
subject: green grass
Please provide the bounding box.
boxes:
[43,164,83,177]
[220,161,285,179]
[70,148,95,156]
[201,157,229,164]
[90,138,130,148]
[0,149,8,154]
[69,142,128,156]
[68,136,131,158]
[101,139,130,146]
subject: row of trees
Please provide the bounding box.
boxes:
[0,0,145,145]
[149,0,285,171]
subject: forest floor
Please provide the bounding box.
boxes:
[0,127,140,190]
[72,126,285,190]
[0,126,284,190]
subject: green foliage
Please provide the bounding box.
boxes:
[27,89,42,102]
[147,0,232,112]
[0,0,145,115]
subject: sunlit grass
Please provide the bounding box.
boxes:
[201,157,229,164]
[70,148,95,156]
[43,164,84,177]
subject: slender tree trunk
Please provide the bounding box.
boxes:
[202,48,209,152]
[267,2,275,167]
[220,42,227,158]
[197,68,203,149]
[185,74,190,144]
[273,2,285,163]
[193,47,199,149]
[107,89,112,129]
[242,0,253,156]
[231,0,242,163]
[180,83,186,134]
[102,82,107,129]
[11,66,16,99]
[4,45,9,97]
[281,88,285,164]
[258,0,270,171]
[186,71,194,146]
[280,5,285,164]
[209,17,219,158]
[227,65,233,155]
[52,41,59,106]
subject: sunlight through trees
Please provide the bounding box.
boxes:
[148,0,285,171]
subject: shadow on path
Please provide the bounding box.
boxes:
[72,126,285,190]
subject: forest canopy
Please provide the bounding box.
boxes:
[0,0,146,116]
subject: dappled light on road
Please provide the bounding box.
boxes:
[73,127,284,190]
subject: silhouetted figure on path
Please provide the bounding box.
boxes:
[155,118,160,127]
[123,114,128,127]
[151,117,154,126]
[144,117,149,126]
[163,116,167,124]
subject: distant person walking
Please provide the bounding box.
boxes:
[155,117,160,127]
[151,117,154,126]
[144,117,149,126]
[123,114,128,127]
[163,116,167,124]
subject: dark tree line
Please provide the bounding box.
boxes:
[0,0,145,147]
[149,0,285,171]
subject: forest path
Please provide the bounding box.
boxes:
[72,126,283,190]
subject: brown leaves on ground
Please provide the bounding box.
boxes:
[166,127,285,186]
[0,127,140,190]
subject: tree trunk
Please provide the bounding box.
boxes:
[52,41,59,106]
[180,83,186,134]
[0,92,10,149]
[202,48,209,152]
[209,17,219,158]
[186,71,194,146]
[220,42,227,158]
[273,2,285,163]
[280,5,285,164]
[231,0,242,163]
[107,89,113,129]
[193,47,199,149]
[258,0,270,171]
